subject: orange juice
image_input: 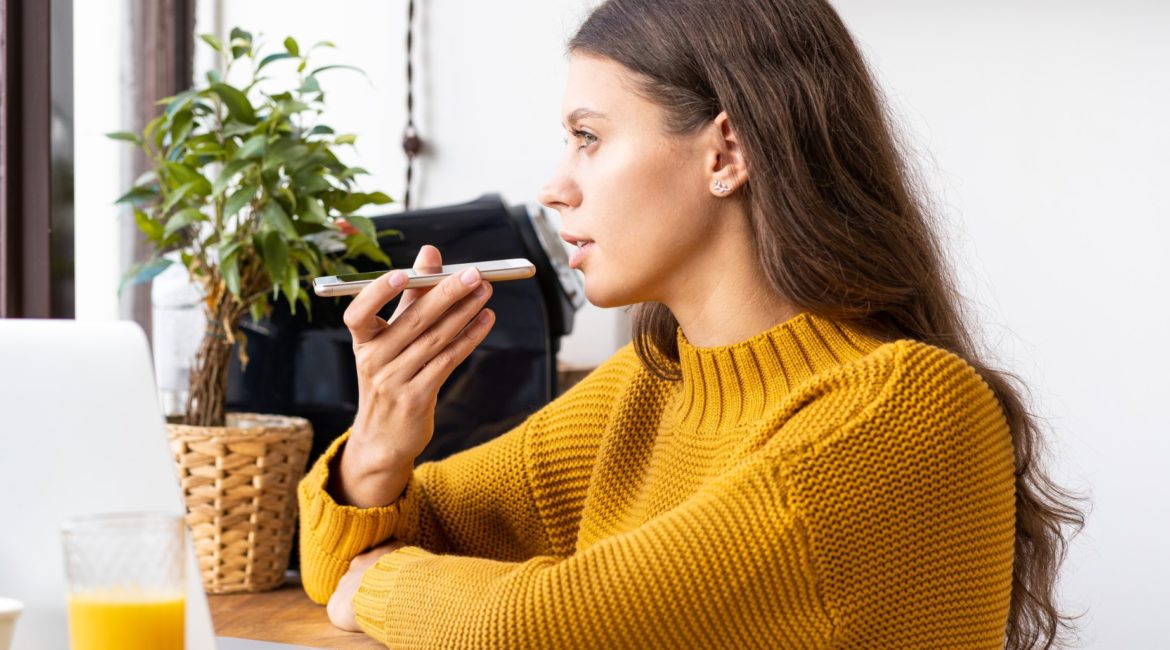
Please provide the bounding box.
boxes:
[67,592,184,650]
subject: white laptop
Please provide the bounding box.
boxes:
[0,319,308,649]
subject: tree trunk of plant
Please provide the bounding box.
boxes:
[185,283,248,427]
[185,320,234,427]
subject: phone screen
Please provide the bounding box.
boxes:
[334,260,518,283]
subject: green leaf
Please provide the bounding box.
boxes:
[296,286,312,319]
[299,76,321,94]
[310,40,335,51]
[345,235,391,266]
[118,258,173,296]
[276,99,312,116]
[339,166,369,180]
[283,36,300,57]
[210,83,257,124]
[134,209,165,242]
[233,134,267,160]
[163,207,207,238]
[311,64,367,79]
[168,110,195,152]
[262,201,298,239]
[162,161,202,188]
[221,254,241,297]
[115,185,159,207]
[249,293,269,325]
[345,215,377,242]
[133,170,158,187]
[219,241,244,297]
[262,142,309,173]
[161,179,205,213]
[229,37,250,51]
[307,124,334,136]
[164,89,198,118]
[290,246,322,277]
[261,231,289,286]
[331,191,392,214]
[106,131,142,145]
[334,133,357,145]
[220,121,255,138]
[224,184,258,219]
[199,33,225,54]
[229,28,252,59]
[257,52,295,71]
[213,159,253,196]
[143,115,166,149]
[300,197,328,224]
[292,171,333,195]
[283,264,301,314]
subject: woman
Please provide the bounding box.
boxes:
[299,0,1082,647]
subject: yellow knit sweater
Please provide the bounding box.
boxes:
[298,312,1016,649]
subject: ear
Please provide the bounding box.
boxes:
[705,111,748,197]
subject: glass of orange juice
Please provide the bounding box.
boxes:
[61,512,186,650]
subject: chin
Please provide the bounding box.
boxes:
[581,275,637,309]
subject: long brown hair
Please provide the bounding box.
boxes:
[570,1,1084,647]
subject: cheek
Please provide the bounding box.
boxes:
[577,138,708,305]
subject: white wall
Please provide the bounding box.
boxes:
[72,1,1169,645]
[73,0,133,322]
[832,2,1170,647]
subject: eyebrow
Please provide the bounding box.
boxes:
[563,108,609,127]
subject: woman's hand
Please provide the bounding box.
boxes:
[326,540,406,632]
[334,245,496,508]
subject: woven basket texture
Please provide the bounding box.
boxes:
[167,412,312,594]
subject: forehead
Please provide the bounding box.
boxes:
[561,54,653,124]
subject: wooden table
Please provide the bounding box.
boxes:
[208,574,383,649]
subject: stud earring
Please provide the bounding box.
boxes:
[712,179,731,194]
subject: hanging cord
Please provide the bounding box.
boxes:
[402,0,423,211]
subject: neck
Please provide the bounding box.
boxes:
[661,204,800,347]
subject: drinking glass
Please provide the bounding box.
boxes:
[61,512,186,650]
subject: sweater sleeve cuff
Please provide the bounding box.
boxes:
[352,546,436,638]
[297,430,403,601]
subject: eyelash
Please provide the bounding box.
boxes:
[564,129,598,150]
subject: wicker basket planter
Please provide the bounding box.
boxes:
[167,413,313,594]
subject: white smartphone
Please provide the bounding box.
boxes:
[312,258,536,297]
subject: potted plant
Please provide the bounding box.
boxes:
[109,28,393,593]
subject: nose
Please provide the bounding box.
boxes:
[537,164,582,214]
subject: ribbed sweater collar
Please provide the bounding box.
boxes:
[673,312,883,434]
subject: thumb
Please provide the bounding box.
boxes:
[391,244,443,319]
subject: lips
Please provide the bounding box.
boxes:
[560,231,594,270]
[568,241,594,269]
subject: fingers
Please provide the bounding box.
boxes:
[343,269,409,345]
[390,245,442,321]
[391,280,494,380]
[342,245,439,345]
[412,308,495,389]
[372,263,487,364]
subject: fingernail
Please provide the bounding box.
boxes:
[477,310,491,324]
[460,268,479,285]
[388,272,408,288]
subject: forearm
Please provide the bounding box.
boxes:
[350,459,826,649]
[298,432,405,604]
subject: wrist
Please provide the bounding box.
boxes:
[343,432,414,479]
[332,435,414,508]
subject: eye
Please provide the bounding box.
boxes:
[567,128,598,150]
